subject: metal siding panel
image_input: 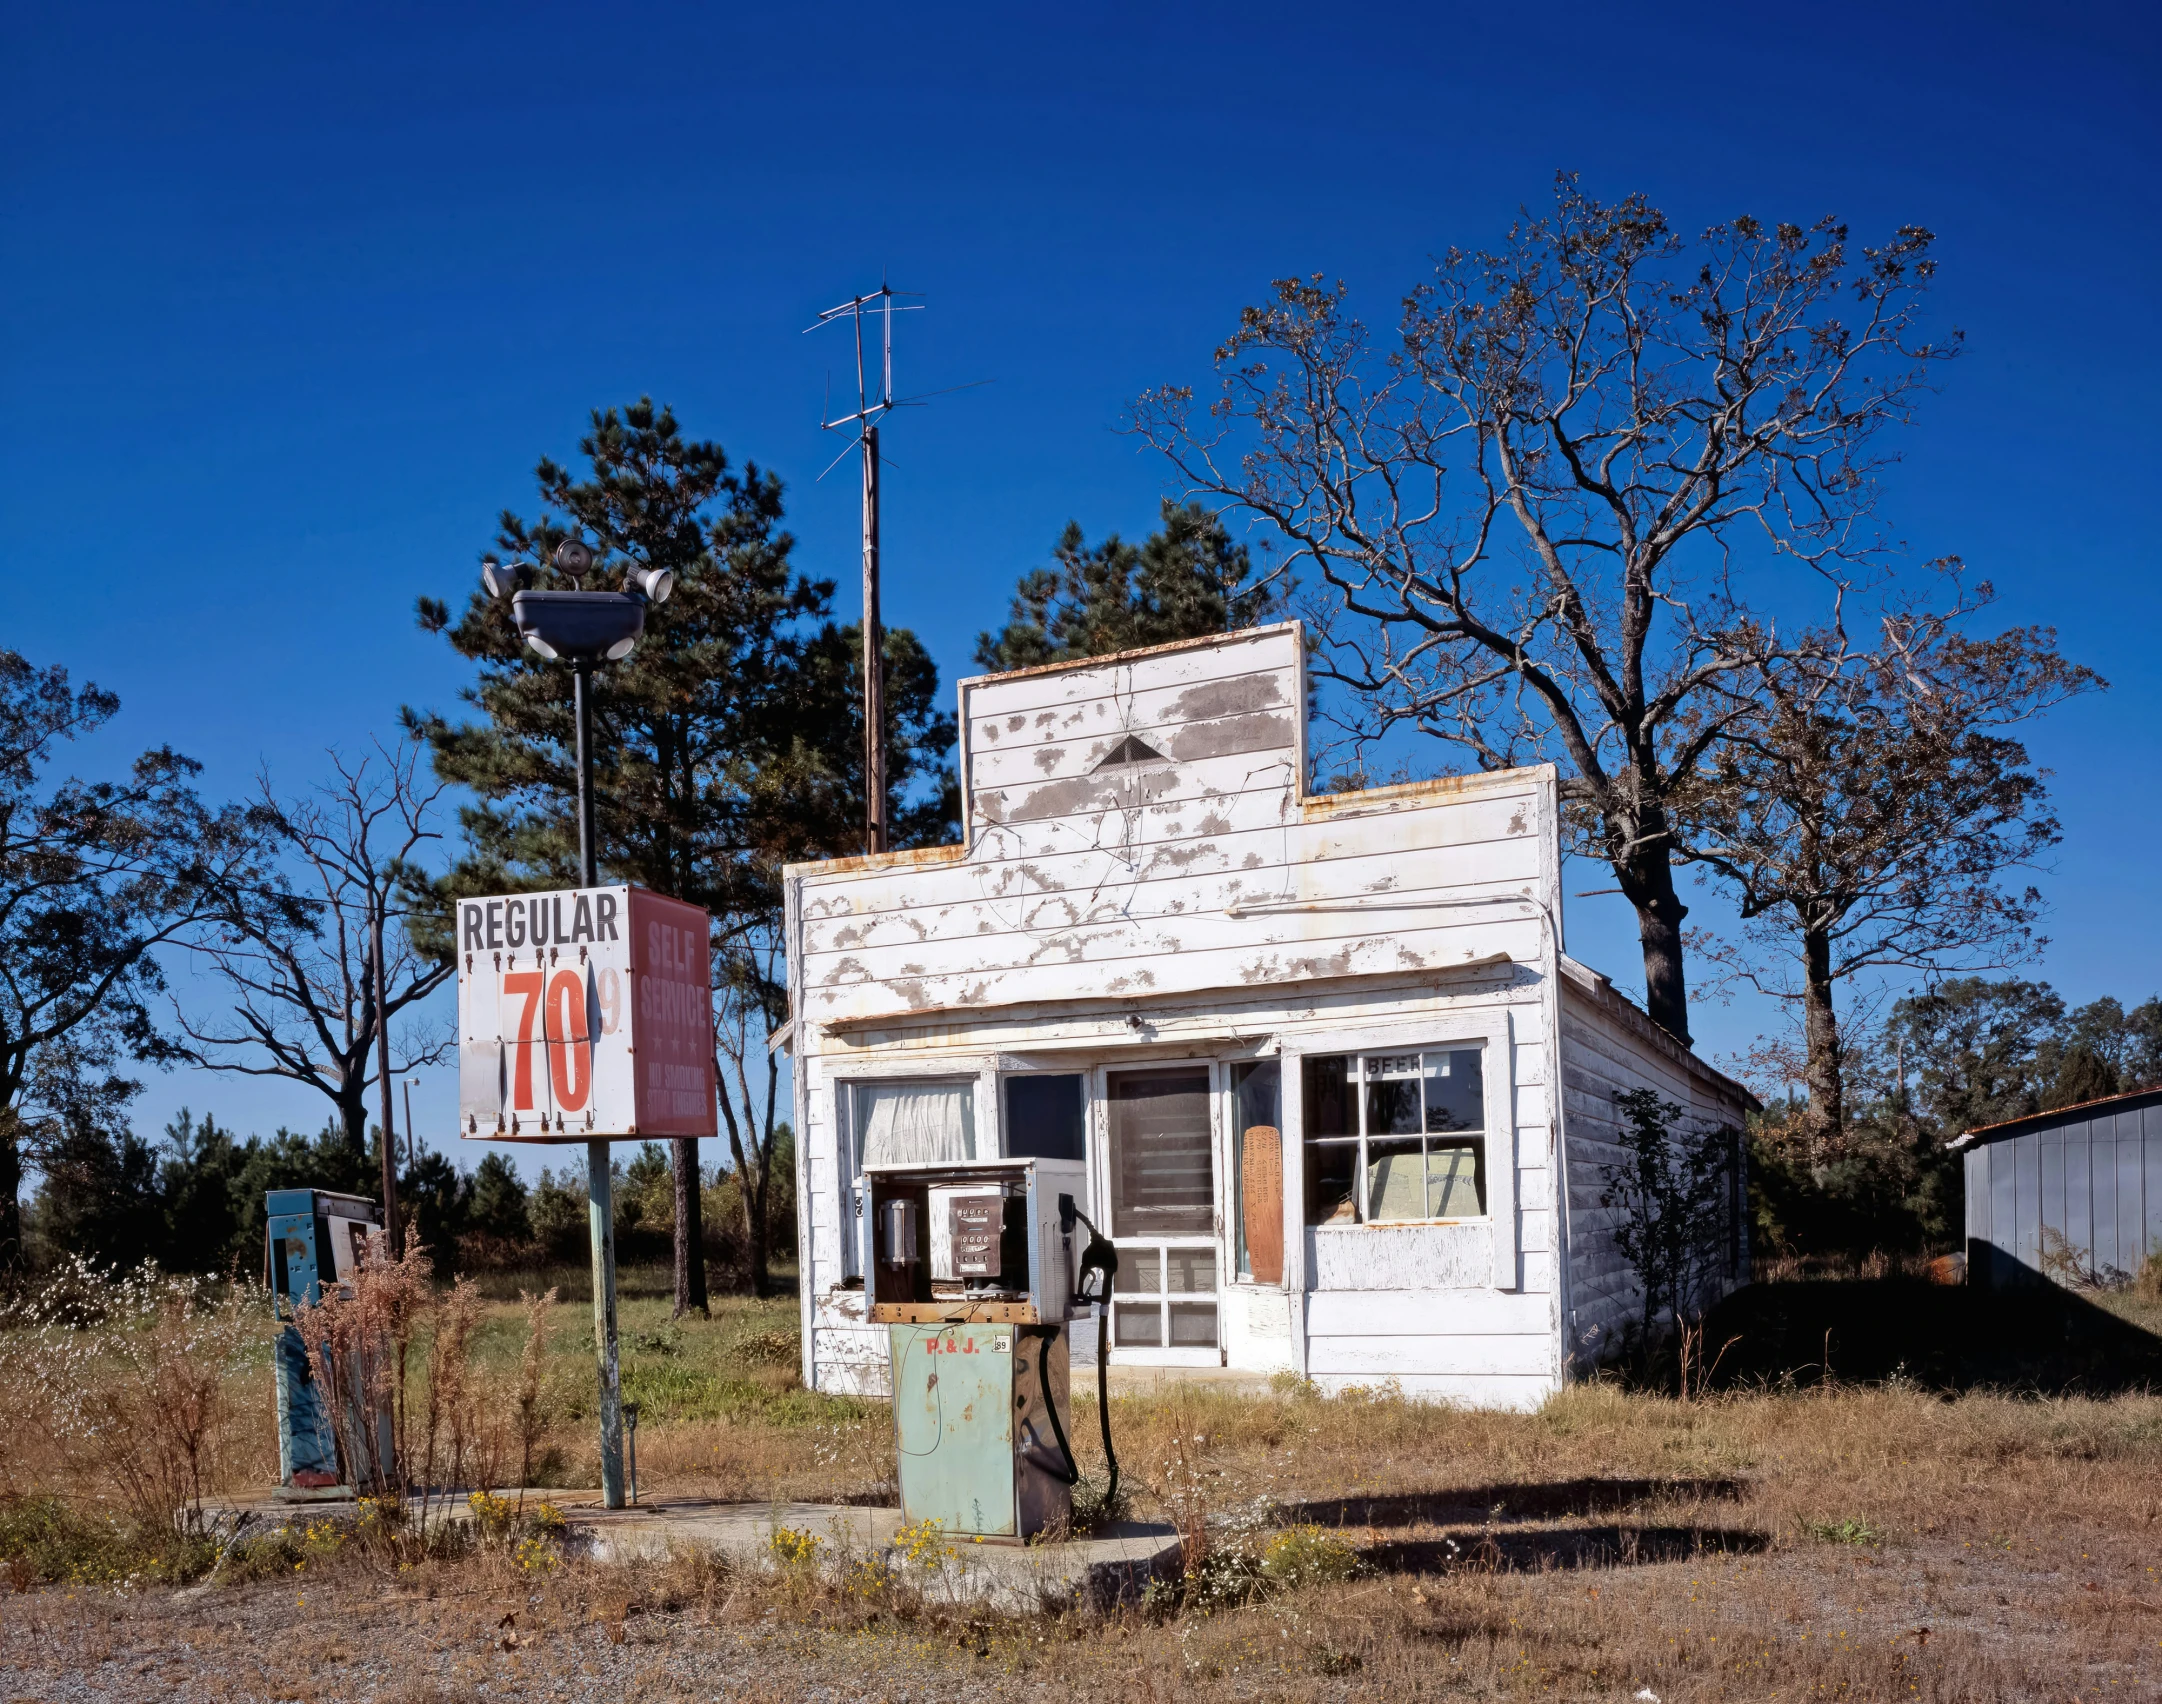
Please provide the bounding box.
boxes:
[2014,1133,2042,1281]
[2146,1124,2162,1268]
[2040,1131,2067,1269]
[2061,1128,2092,1271]
[2118,1128,2144,1275]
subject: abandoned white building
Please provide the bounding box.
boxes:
[782,623,1751,1409]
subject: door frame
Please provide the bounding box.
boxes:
[1089,1058,1226,1366]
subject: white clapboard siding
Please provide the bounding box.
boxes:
[1557,960,1753,1369]
[1308,1223,1494,1290]
[800,915,1544,1022]
[799,831,1542,948]
[1305,1334,1558,1379]
[1307,1373,1556,1411]
[1305,1288,1553,1337]
[961,631,1296,719]
[802,895,1543,989]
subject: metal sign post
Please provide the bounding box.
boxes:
[460,535,710,1510]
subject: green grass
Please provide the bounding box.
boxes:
[0,1495,218,1587]
[467,1286,871,1431]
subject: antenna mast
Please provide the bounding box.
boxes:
[809,284,918,857]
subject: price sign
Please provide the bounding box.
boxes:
[456,884,717,1141]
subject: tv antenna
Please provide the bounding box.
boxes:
[808,285,921,857]
[808,285,985,856]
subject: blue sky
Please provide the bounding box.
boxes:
[4,2,2157,1173]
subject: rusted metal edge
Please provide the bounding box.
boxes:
[870,1300,1044,1324]
[1950,1083,2162,1148]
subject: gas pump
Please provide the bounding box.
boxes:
[264,1188,384,1496]
[866,1156,1097,1540]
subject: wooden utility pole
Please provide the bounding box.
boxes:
[370,893,401,1257]
[861,419,885,854]
[811,284,935,858]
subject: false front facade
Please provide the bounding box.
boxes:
[782,623,1749,1407]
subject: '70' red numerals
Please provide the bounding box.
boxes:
[502,969,592,1112]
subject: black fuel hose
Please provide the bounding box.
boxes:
[1095,1278,1119,1516]
[1033,1325,1083,1486]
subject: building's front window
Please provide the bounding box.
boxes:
[1303,1047,1486,1225]
[1229,1060,1283,1283]
[1105,1065,1218,1349]
[1002,1072,1085,1160]
[841,1079,976,1278]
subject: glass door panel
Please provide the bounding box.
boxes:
[1105,1067,1218,1351]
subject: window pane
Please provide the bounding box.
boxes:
[1165,1249,1217,1293]
[1167,1302,1218,1346]
[1004,1073,1085,1160]
[1303,1054,1356,1226]
[1422,1049,1485,1134]
[1303,1054,1354,1138]
[1113,1301,1163,1347]
[1306,1139,1357,1225]
[1365,1073,1423,1137]
[1230,1061,1282,1282]
[1426,1142,1486,1218]
[1122,1248,1162,1295]
[851,1081,975,1174]
[1107,1069,1214,1238]
[1366,1138,1428,1222]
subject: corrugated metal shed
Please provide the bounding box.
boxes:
[1954,1088,2162,1288]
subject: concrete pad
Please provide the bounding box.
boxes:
[574,1500,1182,1612]
[203,1491,1181,1613]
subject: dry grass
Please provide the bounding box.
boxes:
[3,1275,2160,1700]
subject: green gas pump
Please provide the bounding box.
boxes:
[865,1157,1099,1541]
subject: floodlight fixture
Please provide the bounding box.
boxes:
[553,537,597,576]
[511,589,646,662]
[627,567,674,605]
[481,557,535,600]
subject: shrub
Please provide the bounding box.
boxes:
[4,1258,262,1535]
[1258,1524,1360,1588]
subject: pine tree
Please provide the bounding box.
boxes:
[413,398,955,1303]
[974,499,1277,673]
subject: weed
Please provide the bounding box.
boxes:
[1804,1516,1881,1546]
[3,1258,263,1535]
[1257,1524,1359,1588]
[769,1524,822,1569]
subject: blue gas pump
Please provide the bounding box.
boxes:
[265,1188,382,1496]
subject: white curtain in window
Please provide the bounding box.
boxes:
[853,1081,975,1172]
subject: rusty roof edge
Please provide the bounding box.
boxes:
[1299,765,1552,820]
[782,841,968,880]
[1558,955,1761,1114]
[1950,1083,2162,1148]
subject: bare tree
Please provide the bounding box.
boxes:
[180,738,453,1168]
[1135,176,1956,1040]
[1678,585,2097,1143]
[712,926,788,1299]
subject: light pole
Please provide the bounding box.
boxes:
[479,535,672,1510]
